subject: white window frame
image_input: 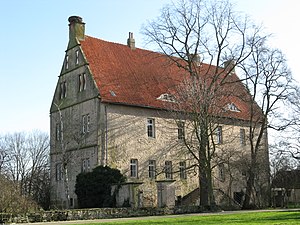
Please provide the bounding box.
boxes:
[79,73,86,92]
[147,118,155,138]
[165,161,173,179]
[148,160,156,179]
[65,55,69,70]
[82,158,90,173]
[178,121,185,140]
[82,114,90,134]
[75,50,79,65]
[130,159,138,178]
[179,161,187,179]
[216,126,222,144]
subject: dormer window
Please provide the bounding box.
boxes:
[226,103,240,112]
[65,55,69,70]
[75,50,79,65]
[157,93,176,102]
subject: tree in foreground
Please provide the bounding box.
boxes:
[75,166,126,208]
[143,0,265,208]
[239,39,294,208]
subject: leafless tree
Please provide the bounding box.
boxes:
[0,131,50,210]
[52,103,93,209]
[239,38,295,208]
[143,0,263,208]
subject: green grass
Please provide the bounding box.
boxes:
[70,211,300,225]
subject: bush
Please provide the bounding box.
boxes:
[75,166,126,208]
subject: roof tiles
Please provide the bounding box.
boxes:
[80,35,257,121]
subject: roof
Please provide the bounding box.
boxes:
[79,35,257,121]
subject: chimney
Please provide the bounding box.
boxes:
[68,16,85,42]
[223,59,236,73]
[127,32,135,50]
[189,53,201,66]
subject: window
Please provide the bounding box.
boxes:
[148,160,156,179]
[216,126,222,144]
[130,159,138,178]
[81,158,90,173]
[218,163,225,181]
[147,118,155,138]
[70,198,74,207]
[82,114,90,134]
[240,128,246,145]
[59,81,67,99]
[56,123,62,141]
[227,103,240,112]
[78,73,86,92]
[65,55,69,70]
[55,163,63,181]
[165,161,173,179]
[178,121,185,140]
[179,161,187,179]
[75,50,79,65]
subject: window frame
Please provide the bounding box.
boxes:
[147,118,155,138]
[78,73,86,92]
[179,161,187,179]
[165,160,173,179]
[82,114,90,134]
[216,126,223,144]
[55,163,63,181]
[65,55,69,70]
[178,121,185,140]
[81,158,90,173]
[75,50,79,65]
[130,159,138,178]
[148,160,156,179]
[240,128,246,145]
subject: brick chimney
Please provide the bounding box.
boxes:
[223,59,236,73]
[68,16,85,42]
[127,32,135,50]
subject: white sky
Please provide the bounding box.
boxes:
[0,0,299,134]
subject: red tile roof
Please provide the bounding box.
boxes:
[80,35,258,121]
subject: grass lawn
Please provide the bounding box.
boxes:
[69,211,300,225]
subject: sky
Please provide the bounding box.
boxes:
[0,0,299,134]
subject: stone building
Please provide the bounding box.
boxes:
[50,16,270,209]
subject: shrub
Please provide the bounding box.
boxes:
[75,166,126,208]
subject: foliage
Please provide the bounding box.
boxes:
[75,166,126,208]
[0,175,39,213]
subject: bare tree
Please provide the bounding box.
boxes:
[51,103,93,209]
[0,131,50,209]
[143,0,262,208]
[239,38,294,208]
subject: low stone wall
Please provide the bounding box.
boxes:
[0,207,175,224]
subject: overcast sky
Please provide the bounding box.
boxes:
[0,0,299,134]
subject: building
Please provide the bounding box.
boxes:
[271,169,300,207]
[50,16,270,209]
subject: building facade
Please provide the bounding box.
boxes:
[50,16,270,209]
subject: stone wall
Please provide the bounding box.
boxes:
[0,207,175,224]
